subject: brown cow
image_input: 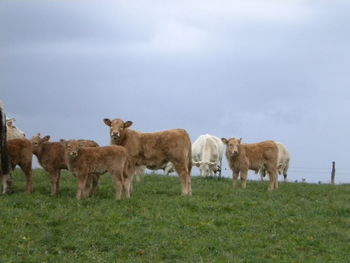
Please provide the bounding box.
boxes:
[103,118,192,196]
[221,138,279,191]
[63,140,134,200]
[31,133,98,195]
[1,138,33,194]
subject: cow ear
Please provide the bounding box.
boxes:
[209,162,217,169]
[60,139,66,145]
[6,120,13,126]
[43,136,50,142]
[124,121,133,128]
[193,162,200,167]
[104,118,112,127]
[221,138,228,144]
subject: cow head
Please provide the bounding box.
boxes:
[62,140,81,159]
[6,118,25,138]
[6,118,14,127]
[222,137,242,157]
[193,161,218,177]
[103,118,133,145]
[30,133,50,154]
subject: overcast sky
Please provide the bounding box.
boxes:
[1,0,350,183]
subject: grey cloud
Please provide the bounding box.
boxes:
[1,0,350,182]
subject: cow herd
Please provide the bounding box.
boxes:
[0,113,290,200]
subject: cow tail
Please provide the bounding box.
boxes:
[187,137,192,175]
[0,102,10,175]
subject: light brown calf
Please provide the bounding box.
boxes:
[103,118,192,196]
[63,140,134,200]
[221,138,279,191]
[31,133,98,195]
[1,138,33,194]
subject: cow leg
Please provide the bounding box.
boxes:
[283,164,289,182]
[50,170,60,195]
[1,173,10,194]
[55,173,61,194]
[258,167,264,181]
[267,166,278,190]
[20,162,33,194]
[231,170,239,188]
[84,174,93,198]
[123,175,133,199]
[186,160,192,195]
[240,170,248,189]
[4,166,15,193]
[164,164,172,176]
[187,171,192,196]
[174,164,190,196]
[260,173,264,181]
[89,174,100,196]
[76,174,89,200]
[274,175,279,189]
[114,174,123,200]
[134,165,145,183]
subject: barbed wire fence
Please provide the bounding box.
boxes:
[220,161,350,184]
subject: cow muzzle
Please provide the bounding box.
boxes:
[69,152,78,158]
[111,131,120,139]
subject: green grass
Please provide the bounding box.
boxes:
[1,169,350,263]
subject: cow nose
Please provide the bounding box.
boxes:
[112,132,119,137]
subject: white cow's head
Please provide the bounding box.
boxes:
[6,118,25,139]
[221,137,242,158]
[193,161,218,177]
[103,118,133,145]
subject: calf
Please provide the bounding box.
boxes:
[1,138,33,194]
[31,133,98,195]
[221,138,279,191]
[63,140,134,200]
[104,118,192,196]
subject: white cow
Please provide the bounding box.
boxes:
[6,118,25,140]
[259,142,290,182]
[147,162,175,176]
[133,162,175,182]
[192,134,225,177]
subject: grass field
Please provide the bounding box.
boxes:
[1,169,350,262]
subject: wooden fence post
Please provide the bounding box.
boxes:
[331,161,336,185]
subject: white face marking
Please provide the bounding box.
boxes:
[200,163,210,177]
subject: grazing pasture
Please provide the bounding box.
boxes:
[1,169,350,262]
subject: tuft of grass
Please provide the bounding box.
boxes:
[0,169,350,262]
